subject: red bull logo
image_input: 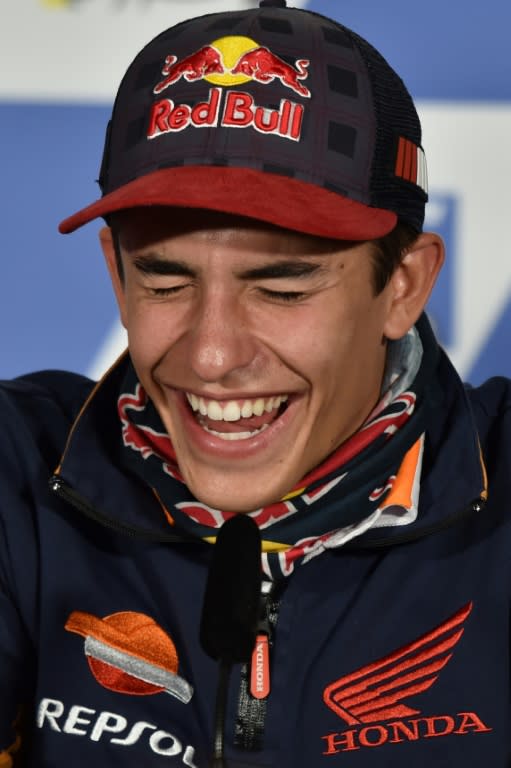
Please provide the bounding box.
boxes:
[230,47,310,98]
[153,46,225,94]
[148,35,311,143]
[153,36,311,99]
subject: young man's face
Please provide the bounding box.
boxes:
[104,208,403,512]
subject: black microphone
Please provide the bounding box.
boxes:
[200,514,262,766]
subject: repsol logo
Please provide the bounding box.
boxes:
[322,712,492,755]
[37,698,198,764]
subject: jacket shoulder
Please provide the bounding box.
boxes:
[466,377,511,481]
[466,376,511,430]
[0,370,95,470]
[0,369,94,418]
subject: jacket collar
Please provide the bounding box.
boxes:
[54,316,487,546]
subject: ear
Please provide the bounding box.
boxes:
[383,232,445,340]
[99,226,128,329]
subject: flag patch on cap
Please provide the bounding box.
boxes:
[395,137,428,194]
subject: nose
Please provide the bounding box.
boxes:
[185,288,260,384]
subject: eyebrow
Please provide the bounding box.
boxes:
[132,254,325,280]
[237,260,325,280]
[132,254,195,277]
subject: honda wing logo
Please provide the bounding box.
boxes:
[321,602,493,756]
[324,602,472,725]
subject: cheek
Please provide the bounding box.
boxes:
[123,302,178,374]
[282,304,360,369]
[298,298,387,392]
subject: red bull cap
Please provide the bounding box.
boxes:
[59,0,427,240]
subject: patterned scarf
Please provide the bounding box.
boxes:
[118,325,435,579]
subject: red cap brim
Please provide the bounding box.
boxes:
[59,166,396,240]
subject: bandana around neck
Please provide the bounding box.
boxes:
[118,326,434,579]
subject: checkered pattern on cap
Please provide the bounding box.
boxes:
[59,5,427,238]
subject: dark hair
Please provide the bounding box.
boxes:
[111,224,124,282]
[110,215,419,294]
[370,221,420,294]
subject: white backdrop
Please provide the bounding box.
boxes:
[1,0,509,383]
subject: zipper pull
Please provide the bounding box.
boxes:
[250,580,272,699]
[250,633,270,699]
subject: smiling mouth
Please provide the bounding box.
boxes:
[185,393,289,441]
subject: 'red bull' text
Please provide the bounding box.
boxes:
[147,87,305,142]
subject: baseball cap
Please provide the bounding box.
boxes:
[59,0,428,240]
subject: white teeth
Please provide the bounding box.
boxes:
[206,401,223,421]
[223,402,241,421]
[205,423,270,440]
[186,393,288,422]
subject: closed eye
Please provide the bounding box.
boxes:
[149,284,188,297]
[259,288,307,303]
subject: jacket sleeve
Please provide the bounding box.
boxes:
[0,373,93,760]
[0,509,35,762]
[0,386,41,760]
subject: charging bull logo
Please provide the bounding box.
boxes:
[153,36,311,98]
[153,46,226,93]
[66,610,194,703]
[231,47,310,97]
[149,36,310,143]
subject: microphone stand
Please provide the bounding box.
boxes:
[200,514,262,768]
[210,660,231,767]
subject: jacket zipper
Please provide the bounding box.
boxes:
[346,497,486,550]
[234,580,281,752]
[49,474,194,543]
[250,581,272,700]
[51,473,486,551]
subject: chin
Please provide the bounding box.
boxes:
[194,492,272,514]
[188,479,287,514]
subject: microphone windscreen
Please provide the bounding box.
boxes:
[200,514,262,664]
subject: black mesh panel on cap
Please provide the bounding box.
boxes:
[327,66,358,97]
[207,15,247,31]
[322,26,352,48]
[344,27,427,229]
[328,122,357,158]
[259,16,293,34]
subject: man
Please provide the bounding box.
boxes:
[1,1,510,765]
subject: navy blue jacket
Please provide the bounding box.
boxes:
[1,336,510,766]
